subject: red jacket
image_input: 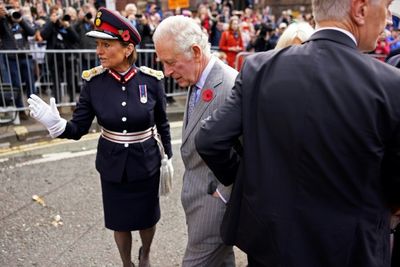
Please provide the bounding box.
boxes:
[219,30,244,69]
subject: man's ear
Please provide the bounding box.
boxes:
[351,0,368,26]
[192,44,202,62]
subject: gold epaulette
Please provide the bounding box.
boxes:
[139,66,164,80]
[81,65,106,81]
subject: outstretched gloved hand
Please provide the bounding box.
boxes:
[27,94,67,138]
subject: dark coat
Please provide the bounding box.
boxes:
[0,16,35,50]
[40,20,79,49]
[196,30,400,267]
[60,66,172,183]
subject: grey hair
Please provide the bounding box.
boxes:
[153,15,211,58]
[312,0,351,21]
[312,0,380,22]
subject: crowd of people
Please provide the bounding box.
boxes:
[4,0,400,266]
[2,0,400,118]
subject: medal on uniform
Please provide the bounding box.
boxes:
[139,85,147,104]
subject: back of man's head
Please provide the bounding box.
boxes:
[153,15,211,58]
[312,0,352,22]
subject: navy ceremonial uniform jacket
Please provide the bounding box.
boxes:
[59,66,172,183]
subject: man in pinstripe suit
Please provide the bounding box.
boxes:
[153,16,238,267]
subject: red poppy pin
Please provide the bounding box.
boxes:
[202,89,213,102]
[120,30,130,42]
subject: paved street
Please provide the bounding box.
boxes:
[0,121,246,267]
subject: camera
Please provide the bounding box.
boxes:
[5,5,21,20]
[62,14,71,21]
[84,12,92,20]
[134,14,143,19]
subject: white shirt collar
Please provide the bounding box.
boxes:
[195,56,216,89]
[314,27,357,46]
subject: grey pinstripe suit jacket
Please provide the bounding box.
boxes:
[180,58,238,266]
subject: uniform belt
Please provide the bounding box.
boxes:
[101,126,156,144]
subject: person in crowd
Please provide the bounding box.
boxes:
[124,3,152,51]
[74,4,97,72]
[0,0,36,120]
[266,22,287,49]
[240,20,254,50]
[124,3,138,27]
[65,6,78,25]
[220,3,232,23]
[274,21,314,49]
[28,8,172,267]
[195,0,400,266]
[209,15,225,48]
[40,5,79,103]
[153,15,238,267]
[276,10,291,27]
[375,30,391,61]
[144,2,161,47]
[386,27,400,59]
[195,4,212,35]
[219,16,244,68]
[210,15,226,48]
[246,23,271,52]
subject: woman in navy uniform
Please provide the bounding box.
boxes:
[27,8,172,267]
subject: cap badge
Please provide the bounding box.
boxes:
[96,11,102,18]
[95,18,101,27]
[139,85,148,104]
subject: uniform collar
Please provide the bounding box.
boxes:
[108,66,138,83]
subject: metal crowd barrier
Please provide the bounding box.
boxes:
[0,49,186,123]
[0,48,391,124]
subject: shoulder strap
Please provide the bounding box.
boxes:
[139,66,164,80]
[82,65,106,81]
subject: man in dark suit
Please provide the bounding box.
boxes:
[195,0,400,266]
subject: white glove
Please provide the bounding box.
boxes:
[167,157,174,179]
[159,155,173,196]
[27,94,67,138]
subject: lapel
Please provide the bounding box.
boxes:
[182,61,224,146]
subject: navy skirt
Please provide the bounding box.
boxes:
[101,170,160,231]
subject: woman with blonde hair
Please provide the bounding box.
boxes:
[275,21,314,49]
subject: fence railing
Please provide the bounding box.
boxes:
[0,49,185,118]
[0,48,392,124]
